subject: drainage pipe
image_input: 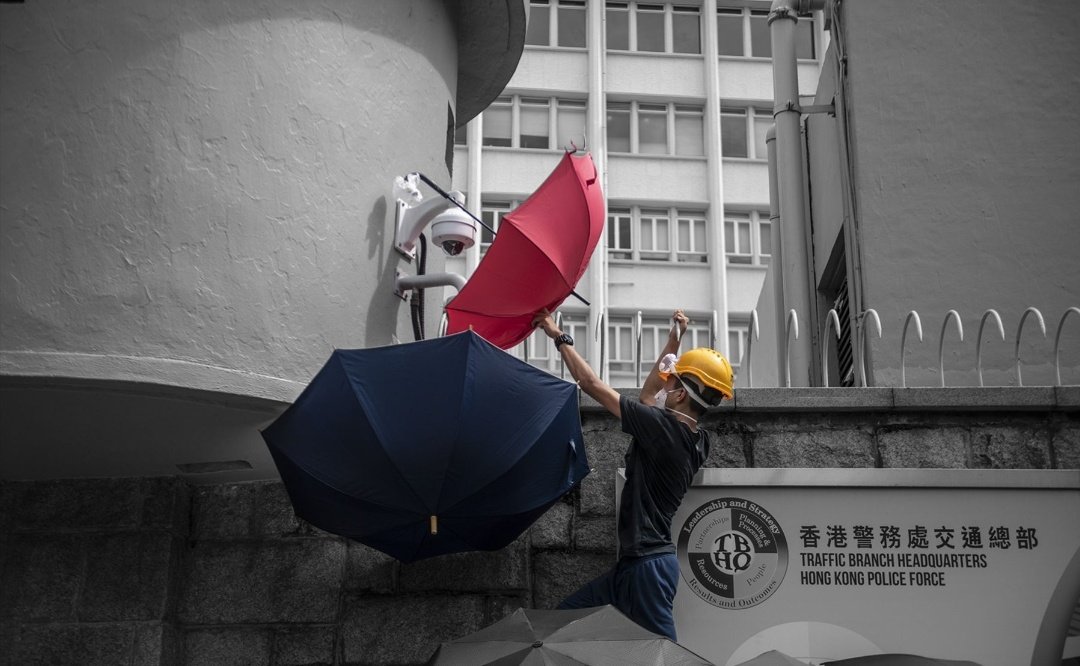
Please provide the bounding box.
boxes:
[769,0,827,385]
[765,125,786,377]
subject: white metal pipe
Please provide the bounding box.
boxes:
[938,310,964,388]
[901,311,923,388]
[703,0,731,359]
[856,309,881,387]
[1056,307,1080,386]
[976,309,1005,387]
[396,272,467,293]
[765,124,786,375]
[1015,307,1046,387]
[587,0,608,381]
[464,115,483,276]
[769,0,826,386]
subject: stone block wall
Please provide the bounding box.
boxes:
[1,387,1076,665]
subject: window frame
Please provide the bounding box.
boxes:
[526,0,588,49]
[721,103,772,160]
[606,100,705,157]
[606,2,703,56]
[724,210,771,266]
[604,312,714,387]
[607,204,710,264]
[715,4,816,60]
[482,95,588,151]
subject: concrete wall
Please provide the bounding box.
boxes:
[0,0,458,390]
[756,0,1080,390]
[839,0,1080,388]
[2,388,1076,665]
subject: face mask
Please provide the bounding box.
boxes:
[653,388,669,407]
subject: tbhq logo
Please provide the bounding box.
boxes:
[677,497,788,609]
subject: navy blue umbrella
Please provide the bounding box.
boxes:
[261,330,588,563]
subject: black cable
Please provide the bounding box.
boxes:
[417,233,427,339]
[414,171,591,307]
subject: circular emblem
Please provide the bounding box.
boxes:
[677,497,788,609]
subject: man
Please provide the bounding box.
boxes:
[532,309,733,641]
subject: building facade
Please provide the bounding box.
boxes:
[442,0,826,387]
[752,0,1080,390]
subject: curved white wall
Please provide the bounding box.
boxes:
[0,0,461,389]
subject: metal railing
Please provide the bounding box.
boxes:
[740,305,1080,388]
[443,305,1079,388]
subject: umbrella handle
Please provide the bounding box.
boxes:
[430,515,438,535]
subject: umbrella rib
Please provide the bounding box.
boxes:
[438,389,577,515]
[271,441,431,523]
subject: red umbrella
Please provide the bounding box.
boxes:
[445,151,605,349]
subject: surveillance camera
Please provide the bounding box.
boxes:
[430,209,477,257]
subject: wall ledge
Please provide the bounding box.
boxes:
[580,386,1078,413]
[1,350,302,407]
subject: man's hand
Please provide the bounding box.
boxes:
[670,309,689,346]
[532,310,562,339]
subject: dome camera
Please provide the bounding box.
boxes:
[430,209,477,257]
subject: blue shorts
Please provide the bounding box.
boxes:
[556,552,680,641]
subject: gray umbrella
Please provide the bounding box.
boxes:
[427,605,713,666]
[824,655,981,666]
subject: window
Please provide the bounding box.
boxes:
[749,9,770,57]
[716,7,743,56]
[727,319,748,370]
[725,214,752,264]
[483,95,587,150]
[526,0,587,48]
[557,99,587,150]
[674,105,704,157]
[636,4,665,52]
[607,205,708,263]
[724,211,770,266]
[606,2,701,55]
[608,316,637,375]
[607,100,705,156]
[607,102,632,153]
[607,208,633,260]
[721,108,747,158]
[559,1,587,47]
[520,97,550,149]
[676,212,707,263]
[639,209,670,260]
[672,6,701,54]
[481,201,513,250]
[483,97,512,147]
[721,104,772,159]
[716,5,815,59]
[606,3,630,50]
[637,103,667,155]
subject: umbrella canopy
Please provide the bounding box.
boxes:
[261,330,588,563]
[445,151,605,349]
[427,606,713,666]
[824,656,981,666]
[734,651,810,666]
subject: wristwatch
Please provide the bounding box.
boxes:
[554,333,574,349]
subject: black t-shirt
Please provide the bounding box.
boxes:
[617,394,710,557]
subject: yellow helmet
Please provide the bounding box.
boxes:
[661,348,734,403]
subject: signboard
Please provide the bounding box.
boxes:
[618,468,1080,666]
